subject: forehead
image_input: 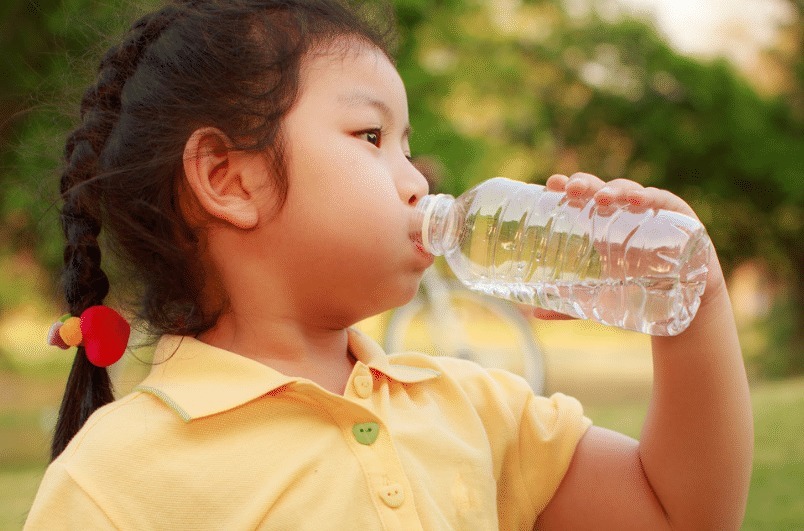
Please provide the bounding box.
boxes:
[297,40,406,106]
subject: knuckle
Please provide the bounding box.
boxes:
[610,178,643,189]
[569,172,593,180]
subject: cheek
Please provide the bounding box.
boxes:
[283,195,401,269]
[283,134,403,256]
[307,176,400,240]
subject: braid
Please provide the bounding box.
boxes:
[51,5,183,461]
[50,0,398,460]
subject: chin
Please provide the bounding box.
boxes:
[362,278,419,316]
[398,280,422,306]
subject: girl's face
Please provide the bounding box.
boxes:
[260,41,432,325]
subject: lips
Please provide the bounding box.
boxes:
[410,232,424,252]
[413,236,425,254]
[411,233,434,264]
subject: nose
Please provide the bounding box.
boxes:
[398,160,430,206]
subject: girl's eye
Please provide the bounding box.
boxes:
[358,129,382,147]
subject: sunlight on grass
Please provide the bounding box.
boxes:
[0,309,56,364]
[744,378,804,529]
[0,467,44,530]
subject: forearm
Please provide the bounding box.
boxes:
[640,282,753,528]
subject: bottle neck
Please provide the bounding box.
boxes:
[416,194,460,256]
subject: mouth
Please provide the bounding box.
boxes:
[410,233,434,262]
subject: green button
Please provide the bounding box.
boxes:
[352,422,379,445]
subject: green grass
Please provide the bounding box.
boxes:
[1,371,802,529]
[0,467,45,529]
[744,378,804,530]
[586,378,804,530]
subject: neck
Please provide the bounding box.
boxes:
[196,311,352,370]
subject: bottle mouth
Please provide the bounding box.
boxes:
[410,198,432,253]
[410,200,427,245]
[419,195,440,255]
[413,194,459,256]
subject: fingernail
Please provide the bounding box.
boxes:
[626,190,644,204]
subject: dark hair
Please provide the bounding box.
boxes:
[52,0,395,461]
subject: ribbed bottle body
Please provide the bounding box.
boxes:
[417,177,711,336]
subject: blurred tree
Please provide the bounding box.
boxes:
[767,0,803,375]
[0,0,801,374]
[778,0,803,118]
[1,0,160,283]
[0,0,58,254]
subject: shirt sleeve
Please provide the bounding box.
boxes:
[517,392,592,515]
[461,365,591,528]
[24,461,116,530]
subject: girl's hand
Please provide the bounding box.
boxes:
[546,172,699,220]
[523,172,725,320]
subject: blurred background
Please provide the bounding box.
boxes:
[0,0,801,528]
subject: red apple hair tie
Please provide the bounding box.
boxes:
[47,305,131,367]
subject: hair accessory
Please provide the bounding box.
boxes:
[47,306,131,367]
[59,317,83,346]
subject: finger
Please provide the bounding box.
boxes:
[625,187,698,219]
[594,178,644,205]
[565,172,607,198]
[546,174,569,191]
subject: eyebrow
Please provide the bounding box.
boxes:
[338,91,412,138]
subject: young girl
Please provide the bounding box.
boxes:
[26,0,753,529]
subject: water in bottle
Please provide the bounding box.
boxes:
[412,177,711,336]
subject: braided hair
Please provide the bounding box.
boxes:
[52,0,394,461]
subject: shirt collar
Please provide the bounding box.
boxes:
[134,327,440,422]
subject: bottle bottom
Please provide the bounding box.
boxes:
[464,276,706,336]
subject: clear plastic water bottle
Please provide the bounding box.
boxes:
[413,177,711,336]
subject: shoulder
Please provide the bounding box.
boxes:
[388,352,592,521]
[53,390,182,492]
[27,392,174,529]
[387,351,586,428]
[386,351,533,398]
[25,458,117,529]
[388,350,524,386]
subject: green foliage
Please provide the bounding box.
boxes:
[1,0,161,273]
[391,0,803,374]
[749,294,801,380]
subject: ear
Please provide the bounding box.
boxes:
[182,127,265,229]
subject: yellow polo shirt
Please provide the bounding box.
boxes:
[26,328,591,530]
